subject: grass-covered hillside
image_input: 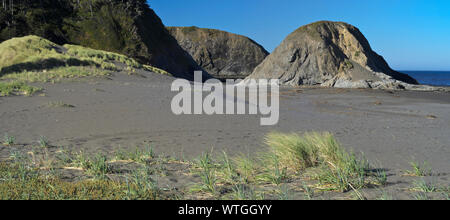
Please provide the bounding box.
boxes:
[0,0,200,77]
[0,35,169,96]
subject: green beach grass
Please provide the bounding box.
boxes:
[0,35,170,96]
[0,81,42,96]
[1,132,445,200]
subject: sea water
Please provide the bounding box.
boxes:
[400,71,450,86]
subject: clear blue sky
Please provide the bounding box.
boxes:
[150,0,450,70]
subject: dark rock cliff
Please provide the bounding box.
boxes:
[168,26,269,79]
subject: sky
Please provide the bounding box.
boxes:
[150,0,450,71]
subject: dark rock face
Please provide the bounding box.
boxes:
[168,26,269,79]
[0,0,200,78]
[246,21,418,88]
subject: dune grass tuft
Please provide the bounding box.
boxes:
[0,81,42,96]
[113,146,155,163]
[264,132,321,171]
[263,132,374,192]
[412,179,437,193]
[406,160,433,177]
[0,163,161,200]
[190,153,218,195]
[2,134,15,146]
[190,132,380,194]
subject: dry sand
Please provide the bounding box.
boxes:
[1,71,449,199]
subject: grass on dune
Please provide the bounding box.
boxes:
[2,66,111,83]
[263,132,321,171]
[63,44,170,75]
[406,160,433,177]
[0,163,161,200]
[2,134,16,146]
[191,132,383,195]
[0,35,170,76]
[263,132,377,192]
[0,147,168,200]
[0,81,42,96]
[1,132,389,200]
[1,66,111,83]
[0,35,170,96]
[2,132,447,200]
[0,35,60,68]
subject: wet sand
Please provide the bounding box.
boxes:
[1,71,449,199]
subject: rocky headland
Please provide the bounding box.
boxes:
[168,26,269,79]
[245,21,446,91]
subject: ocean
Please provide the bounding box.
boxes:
[400,71,450,86]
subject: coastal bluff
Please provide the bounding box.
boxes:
[168,26,269,79]
[246,21,426,90]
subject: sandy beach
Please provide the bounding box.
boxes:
[1,71,448,199]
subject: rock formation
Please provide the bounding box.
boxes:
[168,26,269,79]
[246,21,419,89]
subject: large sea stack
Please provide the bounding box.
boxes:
[168,26,269,79]
[246,21,418,89]
[0,0,200,78]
